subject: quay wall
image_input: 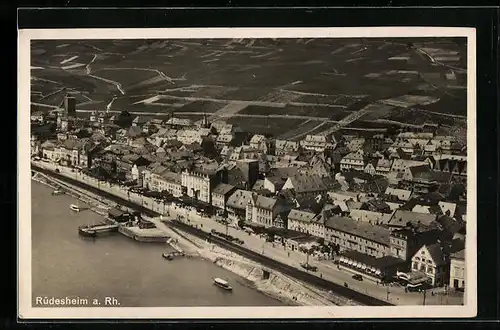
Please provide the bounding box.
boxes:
[170,220,391,306]
[31,164,391,306]
[209,253,336,306]
[32,167,340,306]
[117,226,170,243]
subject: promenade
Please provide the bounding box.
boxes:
[167,209,463,306]
[31,160,464,306]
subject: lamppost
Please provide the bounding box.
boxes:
[386,286,390,301]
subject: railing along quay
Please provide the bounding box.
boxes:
[32,165,160,217]
[33,164,393,307]
[169,220,393,307]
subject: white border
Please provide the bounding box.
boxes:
[18,27,477,319]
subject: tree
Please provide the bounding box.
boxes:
[115,111,133,129]
[76,129,91,139]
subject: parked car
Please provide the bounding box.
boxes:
[352,274,363,281]
[406,284,423,292]
[300,263,318,272]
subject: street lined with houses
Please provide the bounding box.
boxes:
[30,38,468,308]
[32,159,463,306]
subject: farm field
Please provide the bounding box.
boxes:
[31,38,467,137]
[238,104,353,120]
[345,120,401,130]
[174,100,227,113]
[277,120,329,141]
[225,117,307,137]
[419,92,467,116]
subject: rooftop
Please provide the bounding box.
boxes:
[227,189,254,210]
[422,243,447,266]
[254,195,279,210]
[287,173,327,194]
[324,216,391,246]
[288,209,318,223]
[212,183,236,196]
[389,210,438,228]
[159,171,182,184]
[450,248,465,260]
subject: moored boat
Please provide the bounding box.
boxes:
[78,225,96,237]
[51,189,64,196]
[70,204,80,212]
[162,252,174,260]
[213,277,233,291]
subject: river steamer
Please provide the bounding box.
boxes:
[213,277,233,291]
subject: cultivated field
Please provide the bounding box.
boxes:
[31,38,468,136]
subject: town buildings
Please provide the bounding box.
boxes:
[410,243,449,287]
[211,183,237,212]
[287,209,325,238]
[324,216,391,258]
[143,166,183,197]
[340,151,365,171]
[300,134,336,153]
[282,172,327,198]
[246,194,290,227]
[181,165,225,204]
[449,249,466,290]
[31,96,468,291]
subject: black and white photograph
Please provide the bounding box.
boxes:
[18,27,477,319]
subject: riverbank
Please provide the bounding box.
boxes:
[169,223,340,306]
[32,170,336,306]
[147,216,339,306]
[30,180,285,307]
[118,226,170,243]
[33,172,173,243]
[32,172,114,218]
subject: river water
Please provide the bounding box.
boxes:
[31,180,284,307]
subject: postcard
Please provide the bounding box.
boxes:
[18,27,476,319]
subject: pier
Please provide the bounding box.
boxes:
[78,223,119,237]
[162,251,186,260]
[32,165,391,306]
[118,225,170,243]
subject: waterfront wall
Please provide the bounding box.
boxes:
[118,226,170,243]
[32,172,111,218]
[32,169,330,305]
[32,164,388,306]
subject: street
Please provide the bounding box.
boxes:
[160,203,463,306]
[31,160,464,306]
